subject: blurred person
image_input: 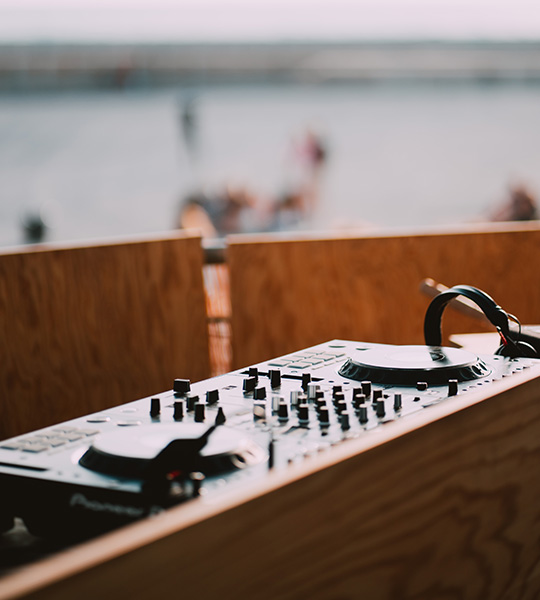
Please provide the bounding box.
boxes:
[21,212,47,244]
[287,128,328,220]
[269,190,306,231]
[179,96,198,156]
[177,184,261,237]
[490,184,538,222]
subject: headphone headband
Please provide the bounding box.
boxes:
[424,285,510,347]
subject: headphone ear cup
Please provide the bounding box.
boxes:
[496,340,537,358]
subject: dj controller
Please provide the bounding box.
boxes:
[0,340,538,540]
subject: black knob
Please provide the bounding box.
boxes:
[353,393,366,410]
[333,392,345,405]
[315,397,327,411]
[254,387,267,400]
[448,379,458,397]
[376,399,385,418]
[194,403,205,422]
[340,413,350,430]
[301,373,311,391]
[186,395,198,412]
[332,385,343,397]
[173,379,191,395]
[372,389,383,402]
[206,389,219,405]
[296,393,308,406]
[315,390,325,400]
[359,405,368,424]
[215,406,226,425]
[393,394,402,411]
[298,404,309,423]
[361,381,372,397]
[150,397,160,418]
[318,407,330,426]
[243,376,257,394]
[278,402,289,421]
[269,369,281,389]
[336,400,347,414]
[416,381,428,391]
[352,387,363,399]
[248,367,259,380]
[173,400,184,421]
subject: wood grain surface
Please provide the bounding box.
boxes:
[2,366,540,600]
[228,223,540,369]
[0,233,210,439]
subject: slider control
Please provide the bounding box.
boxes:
[173,379,191,396]
[254,387,267,400]
[301,373,311,391]
[269,369,281,389]
[206,389,219,405]
[243,377,257,394]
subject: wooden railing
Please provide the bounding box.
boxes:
[228,222,540,368]
[0,232,210,439]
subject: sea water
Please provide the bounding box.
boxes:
[1,81,540,247]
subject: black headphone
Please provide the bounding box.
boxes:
[424,284,538,358]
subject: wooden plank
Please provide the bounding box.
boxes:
[228,223,540,368]
[0,233,210,439]
[1,365,540,600]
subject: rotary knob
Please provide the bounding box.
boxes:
[358,405,368,424]
[298,404,309,424]
[194,403,205,422]
[278,402,289,421]
[150,397,160,418]
[173,400,184,421]
[361,381,372,397]
[318,407,330,426]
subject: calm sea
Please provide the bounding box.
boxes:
[1,80,540,247]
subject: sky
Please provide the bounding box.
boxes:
[0,0,539,43]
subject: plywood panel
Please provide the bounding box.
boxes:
[228,223,540,368]
[2,366,540,600]
[0,233,210,439]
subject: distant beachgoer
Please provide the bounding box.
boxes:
[177,185,259,237]
[269,191,306,231]
[21,211,47,243]
[490,185,538,222]
[288,129,329,221]
[179,96,198,155]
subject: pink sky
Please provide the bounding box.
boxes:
[0,0,539,42]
